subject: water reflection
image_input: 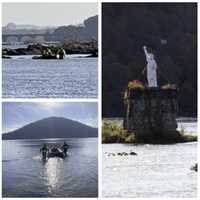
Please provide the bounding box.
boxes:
[43,158,63,193]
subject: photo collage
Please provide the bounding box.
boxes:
[1,1,198,199]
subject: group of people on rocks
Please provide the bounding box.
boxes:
[41,48,66,59]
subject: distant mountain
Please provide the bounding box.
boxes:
[2,117,98,140]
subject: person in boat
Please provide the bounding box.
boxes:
[62,141,69,155]
[42,49,47,57]
[40,144,49,159]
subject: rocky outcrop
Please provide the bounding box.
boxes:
[63,41,98,55]
[2,44,42,56]
[2,41,98,57]
[191,163,198,172]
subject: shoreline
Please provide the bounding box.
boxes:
[102,120,197,144]
[2,41,98,58]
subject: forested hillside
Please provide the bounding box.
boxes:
[52,15,98,42]
[102,3,197,117]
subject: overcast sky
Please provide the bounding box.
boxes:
[2,3,98,26]
[2,102,98,133]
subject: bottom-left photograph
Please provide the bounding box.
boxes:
[2,102,98,198]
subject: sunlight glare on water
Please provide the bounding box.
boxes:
[44,159,62,193]
[3,138,98,197]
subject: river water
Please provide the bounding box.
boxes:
[102,119,197,198]
[2,138,98,197]
[2,55,98,98]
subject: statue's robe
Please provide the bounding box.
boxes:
[146,53,158,87]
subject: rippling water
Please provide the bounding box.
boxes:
[2,55,98,98]
[3,138,98,197]
[102,119,197,198]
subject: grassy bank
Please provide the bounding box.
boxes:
[102,121,135,143]
[102,120,197,144]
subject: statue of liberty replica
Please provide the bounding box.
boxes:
[123,46,182,143]
[143,46,158,87]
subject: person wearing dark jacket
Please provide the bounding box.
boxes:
[40,144,49,160]
[62,141,69,155]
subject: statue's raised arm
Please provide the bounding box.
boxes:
[143,46,149,59]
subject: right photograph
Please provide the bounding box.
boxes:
[102,3,197,198]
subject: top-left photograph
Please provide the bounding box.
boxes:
[2,3,98,98]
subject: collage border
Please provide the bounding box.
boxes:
[0,0,199,199]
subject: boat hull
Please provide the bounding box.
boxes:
[48,152,66,158]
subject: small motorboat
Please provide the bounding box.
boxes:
[47,147,67,159]
[40,143,69,160]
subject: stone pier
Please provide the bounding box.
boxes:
[123,87,181,143]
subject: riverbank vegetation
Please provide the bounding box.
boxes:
[102,121,135,143]
[102,120,197,144]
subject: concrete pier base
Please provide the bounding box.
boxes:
[123,87,181,143]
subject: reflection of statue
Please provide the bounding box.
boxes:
[143,46,158,87]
